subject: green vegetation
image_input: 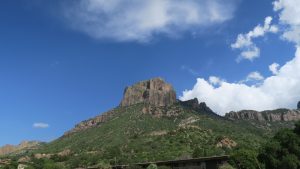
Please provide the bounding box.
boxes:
[258,121,300,169]
[146,163,158,169]
[38,103,278,164]
[229,149,260,169]
[227,121,300,169]
[1,103,298,168]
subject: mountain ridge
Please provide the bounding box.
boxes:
[65,78,300,137]
[225,107,300,122]
[64,78,221,136]
[2,78,299,168]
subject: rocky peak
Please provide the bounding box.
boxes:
[180,98,199,109]
[120,78,177,107]
[298,101,300,110]
[180,98,215,115]
[65,78,177,136]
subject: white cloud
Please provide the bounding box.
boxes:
[239,46,260,61]
[273,0,300,44]
[209,76,224,86]
[269,63,280,75]
[62,0,237,42]
[180,0,300,115]
[246,71,264,81]
[231,16,278,61]
[33,123,49,129]
[180,46,300,115]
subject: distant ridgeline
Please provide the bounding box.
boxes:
[1,78,300,169]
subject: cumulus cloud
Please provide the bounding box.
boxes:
[62,0,237,42]
[231,16,279,61]
[180,0,300,115]
[209,76,224,86]
[33,123,49,129]
[180,47,300,115]
[269,63,280,75]
[273,0,300,44]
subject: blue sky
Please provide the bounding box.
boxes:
[1,0,300,146]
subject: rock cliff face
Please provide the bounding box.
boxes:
[120,78,176,107]
[225,108,300,122]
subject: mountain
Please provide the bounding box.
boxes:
[32,78,297,166]
[0,141,41,156]
[2,78,298,169]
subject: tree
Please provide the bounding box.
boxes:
[294,120,300,135]
[192,147,204,158]
[280,154,300,169]
[258,121,300,169]
[230,149,260,169]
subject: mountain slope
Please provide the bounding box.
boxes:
[0,141,42,156]
[40,101,295,164]
[33,78,297,165]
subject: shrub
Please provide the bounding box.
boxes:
[147,163,158,169]
[230,149,260,169]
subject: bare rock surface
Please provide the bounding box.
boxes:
[225,108,300,122]
[216,137,237,149]
[120,78,176,107]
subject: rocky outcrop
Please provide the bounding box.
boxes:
[120,78,176,107]
[216,137,237,149]
[298,101,300,110]
[180,98,200,109]
[142,104,183,118]
[225,109,300,122]
[0,141,41,156]
[180,98,216,116]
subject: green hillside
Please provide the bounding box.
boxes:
[35,103,292,166]
[1,78,298,169]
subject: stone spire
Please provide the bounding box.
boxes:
[120,78,177,107]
